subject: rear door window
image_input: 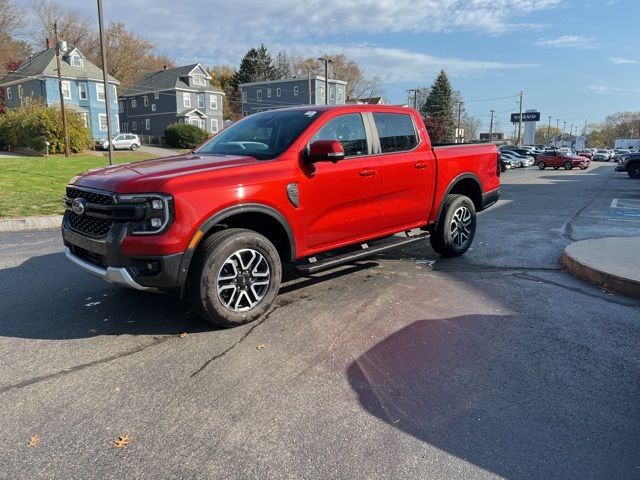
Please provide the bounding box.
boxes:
[372,113,419,153]
[311,113,368,157]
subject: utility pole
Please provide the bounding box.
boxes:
[307,67,312,105]
[54,21,70,158]
[456,101,463,143]
[488,110,495,143]
[517,91,524,146]
[97,0,114,166]
[562,121,567,148]
[546,115,552,146]
[406,88,420,109]
[555,119,560,147]
[317,57,331,106]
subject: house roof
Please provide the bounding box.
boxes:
[239,76,348,87]
[121,63,220,96]
[0,46,119,86]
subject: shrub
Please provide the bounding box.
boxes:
[164,123,209,149]
[0,102,91,153]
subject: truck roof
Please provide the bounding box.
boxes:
[258,104,417,114]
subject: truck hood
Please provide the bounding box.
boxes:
[70,154,261,192]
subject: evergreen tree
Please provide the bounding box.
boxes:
[422,70,455,143]
[273,50,292,79]
[233,44,276,88]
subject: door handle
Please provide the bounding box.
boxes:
[414,161,428,170]
[359,168,376,177]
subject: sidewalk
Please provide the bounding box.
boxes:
[561,237,640,299]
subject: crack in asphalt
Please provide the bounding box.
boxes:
[511,272,640,307]
[562,191,600,242]
[189,302,288,378]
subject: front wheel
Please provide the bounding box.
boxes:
[430,194,476,257]
[188,228,282,327]
[538,161,546,170]
[564,161,573,170]
[629,164,640,178]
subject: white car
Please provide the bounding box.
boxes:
[96,134,141,151]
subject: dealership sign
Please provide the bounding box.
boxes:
[511,112,540,123]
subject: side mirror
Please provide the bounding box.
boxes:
[307,140,345,164]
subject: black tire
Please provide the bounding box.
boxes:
[188,228,282,327]
[430,194,476,258]
[564,161,573,170]
[629,163,640,178]
[538,161,546,170]
[130,143,139,151]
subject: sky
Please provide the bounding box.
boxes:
[19,0,640,134]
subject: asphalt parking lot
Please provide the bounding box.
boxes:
[1,164,639,479]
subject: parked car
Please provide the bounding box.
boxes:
[503,151,534,167]
[500,153,519,169]
[508,148,539,159]
[615,152,640,178]
[577,149,593,159]
[536,150,590,170]
[593,149,610,161]
[96,134,141,151]
[62,105,501,327]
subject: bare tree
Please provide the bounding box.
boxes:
[29,0,94,49]
[0,0,31,77]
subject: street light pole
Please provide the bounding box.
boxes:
[546,115,551,146]
[317,57,331,106]
[562,121,567,148]
[54,21,70,158]
[517,91,524,146]
[555,119,560,147]
[97,0,114,166]
[488,110,495,143]
[456,101,463,143]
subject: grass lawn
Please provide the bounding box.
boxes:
[0,152,155,218]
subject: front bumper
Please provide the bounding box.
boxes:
[62,216,184,291]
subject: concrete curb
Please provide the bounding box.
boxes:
[0,215,62,232]
[561,237,640,299]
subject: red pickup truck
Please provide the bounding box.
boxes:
[62,105,500,327]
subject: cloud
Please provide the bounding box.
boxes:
[583,84,640,95]
[535,35,596,48]
[607,57,639,64]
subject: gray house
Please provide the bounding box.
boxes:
[240,77,347,116]
[118,63,224,138]
[0,43,120,139]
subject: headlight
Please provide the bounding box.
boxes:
[116,193,173,235]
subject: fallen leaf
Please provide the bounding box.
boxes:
[85,302,101,307]
[114,434,132,448]
[179,333,188,338]
[114,385,120,392]
[257,344,266,351]
[28,435,40,448]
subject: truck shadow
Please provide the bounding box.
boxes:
[347,316,639,479]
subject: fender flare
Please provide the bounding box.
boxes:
[176,203,296,287]
[433,173,483,223]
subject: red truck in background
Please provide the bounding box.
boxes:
[62,105,501,327]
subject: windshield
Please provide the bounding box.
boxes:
[195,110,321,160]
[597,150,607,153]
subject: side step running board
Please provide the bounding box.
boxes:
[295,232,430,275]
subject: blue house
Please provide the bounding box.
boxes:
[0,42,120,139]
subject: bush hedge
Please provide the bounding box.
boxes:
[164,123,209,149]
[0,103,91,153]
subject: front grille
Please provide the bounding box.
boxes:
[66,187,114,238]
[68,244,106,268]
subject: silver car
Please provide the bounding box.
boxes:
[96,134,141,151]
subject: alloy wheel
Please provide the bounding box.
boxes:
[216,249,270,312]
[449,206,472,247]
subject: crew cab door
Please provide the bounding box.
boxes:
[300,112,382,250]
[369,112,435,230]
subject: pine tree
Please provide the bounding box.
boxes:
[422,70,455,143]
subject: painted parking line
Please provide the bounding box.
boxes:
[609,198,640,219]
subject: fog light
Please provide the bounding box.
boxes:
[150,218,162,227]
[151,199,164,210]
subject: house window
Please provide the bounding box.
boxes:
[183,92,191,108]
[143,95,149,107]
[121,123,128,133]
[17,84,23,98]
[61,81,71,99]
[78,83,87,100]
[319,86,324,100]
[242,90,247,102]
[210,94,217,109]
[197,93,205,108]
[118,100,124,112]
[276,88,281,97]
[267,88,271,98]
[154,91,159,100]
[330,87,335,101]
[6,87,11,100]
[211,118,219,133]
[70,55,83,67]
[99,114,108,131]
[337,88,343,101]
[145,118,150,130]
[132,121,137,130]
[193,74,205,86]
[96,84,105,101]
[111,85,117,99]
[151,104,156,112]
[131,98,137,108]
[257,89,262,102]
[81,113,88,128]
[293,85,299,96]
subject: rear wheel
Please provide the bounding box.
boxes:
[188,228,282,327]
[538,161,546,170]
[430,195,476,257]
[564,161,573,170]
[130,143,139,151]
[629,163,640,178]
